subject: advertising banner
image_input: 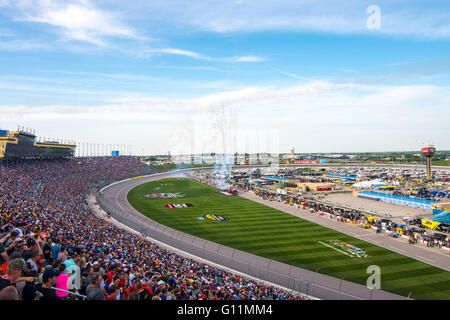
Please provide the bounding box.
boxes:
[294,160,319,164]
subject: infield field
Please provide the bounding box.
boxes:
[127,178,450,299]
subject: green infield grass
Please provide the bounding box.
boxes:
[127,178,450,299]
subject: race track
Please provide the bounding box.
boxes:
[96,168,448,300]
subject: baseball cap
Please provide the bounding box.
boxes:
[16,240,26,247]
[8,252,23,260]
[7,258,30,273]
[43,269,60,283]
[157,280,165,286]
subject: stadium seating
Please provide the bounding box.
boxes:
[0,157,305,300]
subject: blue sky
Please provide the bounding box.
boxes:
[0,0,449,155]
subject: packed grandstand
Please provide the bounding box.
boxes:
[0,157,306,300]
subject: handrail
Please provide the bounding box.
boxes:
[50,287,87,299]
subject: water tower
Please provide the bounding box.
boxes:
[421,144,435,179]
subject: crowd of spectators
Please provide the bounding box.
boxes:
[0,157,305,300]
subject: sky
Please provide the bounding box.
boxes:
[0,0,449,155]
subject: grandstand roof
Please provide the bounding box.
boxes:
[358,191,434,209]
[326,174,357,180]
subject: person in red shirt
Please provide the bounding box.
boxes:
[104,284,119,300]
[117,272,128,300]
[105,264,117,286]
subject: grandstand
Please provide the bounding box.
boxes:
[0,155,305,301]
[0,129,75,160]
[358,191,435,209]
[433,203,450,225]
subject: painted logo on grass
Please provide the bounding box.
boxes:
[203,214,229,222]
[165,203,194,209]
[145,193,185,198]
[318,240,369,258]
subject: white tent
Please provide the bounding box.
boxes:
[353,179,384,189]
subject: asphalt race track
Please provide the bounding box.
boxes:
[96,168,449,300]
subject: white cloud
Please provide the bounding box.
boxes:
[2,81,449,153]
[270,67,315,81]
[16,0,143,46]
[146,48,264,63]
[147,48,210,60]
[224,56,265,62]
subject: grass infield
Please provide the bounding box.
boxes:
[127,178,450,299]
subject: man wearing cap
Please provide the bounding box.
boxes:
[0,258,34,291]
[36,268,59,300]
[6,236,25,258]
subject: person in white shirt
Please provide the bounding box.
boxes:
[26,251,40,272]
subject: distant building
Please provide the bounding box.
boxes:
[282,147,299,160]
[0,128,75,160]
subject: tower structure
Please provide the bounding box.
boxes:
[421,144,436,179]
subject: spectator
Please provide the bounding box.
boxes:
[0,237,9,266]
[0,258,30,292]
[21,270,38,301]
[51,240,61,264]
[0,286,19,300]
[0,158,306,301]
[86,273,105,300]
[105,284,119,300]
[55,263,69,300]
[42,241,52,267]
[36,268,59,300]
[26,251,40,272]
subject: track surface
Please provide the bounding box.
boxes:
[96,169,440,300]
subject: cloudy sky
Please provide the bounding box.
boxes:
[0,0,449,155]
